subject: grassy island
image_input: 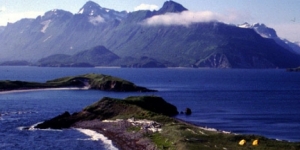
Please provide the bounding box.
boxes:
[0,73,156,92]
[36,96,300,150]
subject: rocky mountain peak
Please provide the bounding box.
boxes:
[252,23,278,38]
[42,9,72,20]
[77,1,127,21]
[157,0,188,14]
[78,1,102,15]
[238,22,278,38]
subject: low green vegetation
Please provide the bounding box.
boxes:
[151,120,300,150]
[127,126,141,132]
[0,73,155,92]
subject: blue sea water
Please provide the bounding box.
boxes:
[0,66,300,149]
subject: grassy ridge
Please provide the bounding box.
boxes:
[0,73,155,92]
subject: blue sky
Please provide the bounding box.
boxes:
[0,0,299,41]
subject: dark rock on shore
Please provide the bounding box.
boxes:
[35,111,72,129]
[185,108,192,115]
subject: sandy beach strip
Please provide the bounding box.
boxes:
[0,87,89,94]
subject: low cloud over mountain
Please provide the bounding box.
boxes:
[0,1,299,68]
[142,10,251,26]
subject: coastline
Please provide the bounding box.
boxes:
[0,87,88,94]
[73,120,157,150]
[72,117,300,150]
[76,128,118,150]
[73,118,230,150]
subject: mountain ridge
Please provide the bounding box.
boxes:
[0,1,300,68]
[238,22,300,54]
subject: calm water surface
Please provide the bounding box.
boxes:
[0,66,300,149]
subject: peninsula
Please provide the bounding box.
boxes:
[0,73,156,92]
[35,96,300,150]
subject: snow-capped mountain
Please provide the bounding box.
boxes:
[0,1,300,68]
[238,22,300,54]
[77,1,127,22]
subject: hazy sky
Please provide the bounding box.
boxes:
[0,0,299,41]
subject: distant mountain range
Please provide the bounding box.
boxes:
[238,22,300,55]
[0,1,300,68]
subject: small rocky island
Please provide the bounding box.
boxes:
[287,66,300,72]
[0,73,156,92]
[35,96,300,150]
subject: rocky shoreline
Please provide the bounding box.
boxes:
[73,119,158,150]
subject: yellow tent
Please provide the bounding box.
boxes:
[239,139,246,146]
[253,139,259,146]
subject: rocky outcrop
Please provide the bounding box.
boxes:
[35,111,73,129]
[185,108,192,115]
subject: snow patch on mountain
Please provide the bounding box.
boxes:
[77,1,128,21]
[78,8,84,14]
[89,15,105,25]
[43,35,52,42]
[41,20,51,33]
[238,22,277,38]
[90,10,94,16]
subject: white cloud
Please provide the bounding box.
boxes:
[271,23,300,42]
[141,10,251,27]
[0,11,43,26]
[89,15,105,25]
[0,6,7,12]
[134,4,159,11]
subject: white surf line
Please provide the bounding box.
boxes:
[0,87,89,94]
[75,128,118,150]
[17,122,63,132]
